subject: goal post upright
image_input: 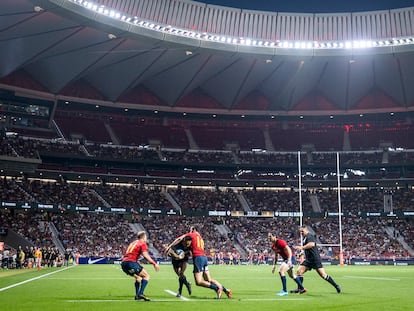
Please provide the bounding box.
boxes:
[297,150,305,264]
[298,151,303,227]
[336,152,344,266]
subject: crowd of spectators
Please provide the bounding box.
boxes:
[242,189,312,212]
[92,184,173,209]
[2,131,414,265]
[391,218,414,251]
[3,177,414,215]
[237,151,299,166]
[3,134,414,187]
[162,150,235,164]
[139,215,238,260]
[51,212,132,258]
[3,135,414,171]
[316,188,414,213]
[311,217,412,260]
[86,143,160,161]
[225,217,298,261]
[1,206,413,267]
[0,178,173,210]
[168,187,241,211]
[0,208,54,249]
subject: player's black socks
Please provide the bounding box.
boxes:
[325,275,338,287]
[135,281,140,296]
[182,275,190,286]
[139,279,148,295]
[293,276,304,290]
[281,276,287,291]
[178,276,184,292]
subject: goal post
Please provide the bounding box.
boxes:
[336,152,344,265]
[297,151,344,266]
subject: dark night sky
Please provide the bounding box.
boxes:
[197,0,414,13]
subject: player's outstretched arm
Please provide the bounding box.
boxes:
[142,251,160,272]
[165,234,186,254]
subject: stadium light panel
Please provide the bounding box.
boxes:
[68,0,414,52]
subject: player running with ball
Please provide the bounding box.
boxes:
[167,226,232,299]
[166,235,193,297]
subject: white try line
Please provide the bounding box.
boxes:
[0,266,74,292]
[165,289,190,301]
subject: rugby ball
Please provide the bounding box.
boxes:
[175,249,185,260]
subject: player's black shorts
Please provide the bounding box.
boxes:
[301,259,323,270]
[172,258,188,269]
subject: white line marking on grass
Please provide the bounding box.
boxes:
[67,297,307,303]
[48,277,125,281]
[165,289,190,301]
[67,299,189,302]
[0,266,74,292]
[240,298,307,301]
[344,276,400,281]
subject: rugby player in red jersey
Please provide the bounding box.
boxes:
[167,226,232,299]
[121,231,160,301]
[268,232,305,296]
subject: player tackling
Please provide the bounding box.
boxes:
[167,225,232,299]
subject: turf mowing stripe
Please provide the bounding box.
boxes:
[66,297,307,302]
[165,289,190,301]
[344,276,400,281]
[0,266,73,292]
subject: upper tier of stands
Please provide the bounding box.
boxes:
[2,135,414,185]
[8,109,413,152]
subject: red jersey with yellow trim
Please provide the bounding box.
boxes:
[122,239,148,262]
[271,239,294,260]
[186,231,205,257]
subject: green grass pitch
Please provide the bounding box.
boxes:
[1,264,413,311]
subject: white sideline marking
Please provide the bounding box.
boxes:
[344,275,400,281]
[0,266,73,292]
[46,280,125,281]
[165,289,190,301]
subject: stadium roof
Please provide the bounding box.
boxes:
[1,0,414,116]
[199,0,414,14]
